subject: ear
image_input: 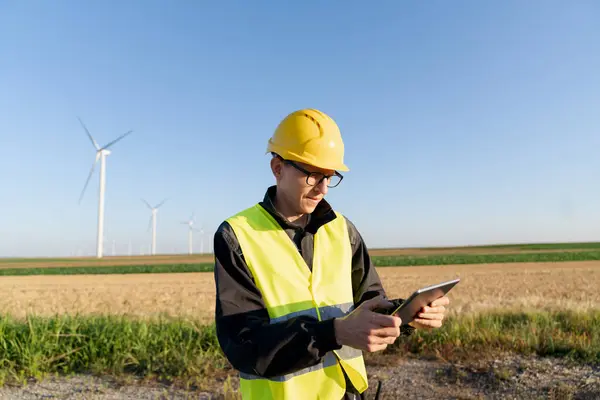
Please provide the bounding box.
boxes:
[270,156,283,180]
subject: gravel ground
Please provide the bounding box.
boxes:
[0,354,598,399]
[362,354,600,400]
[0,375,212,400]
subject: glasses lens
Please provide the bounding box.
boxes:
[306,173,321,186]
[306,173,342,187]
[327,174,342,187]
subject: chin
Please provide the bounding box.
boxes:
[301,200,319,214]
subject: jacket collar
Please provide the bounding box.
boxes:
[259,185,337,233]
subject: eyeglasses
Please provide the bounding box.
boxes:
[282,159,344,188]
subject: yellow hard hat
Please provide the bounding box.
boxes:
[266,108,349,172]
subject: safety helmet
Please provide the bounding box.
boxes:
[266,108,349,171]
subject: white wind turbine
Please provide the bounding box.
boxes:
[181,213,203,255]
[143,198,167,255]
[78,117,133,259]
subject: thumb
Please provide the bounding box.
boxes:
[361,295,394,311]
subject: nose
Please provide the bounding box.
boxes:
[315,177,329,195]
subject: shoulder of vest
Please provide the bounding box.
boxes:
[225,203,263,221]
[321,210,349,234]
[324,211,363,249]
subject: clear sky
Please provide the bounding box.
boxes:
[1,1,599,257]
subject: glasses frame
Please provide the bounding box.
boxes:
[280,158,344,188]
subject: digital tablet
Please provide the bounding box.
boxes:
[383,278,460,325]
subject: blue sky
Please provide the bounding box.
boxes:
[1,1,599,257]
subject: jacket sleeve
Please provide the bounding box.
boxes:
[345,217,387,305]
[345,217,415,336]
[213,221,342,379]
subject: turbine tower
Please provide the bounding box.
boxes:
[199,225,205,254]
[143,198,167,255]
[78,117,133,258]
[181,213,203,255]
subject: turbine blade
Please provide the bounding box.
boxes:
[78,155,99,204]
[77,117,100,150]
[141,199,152,209]
[103,130,133,150]
[147,215,152,232]
[155,198,168,209]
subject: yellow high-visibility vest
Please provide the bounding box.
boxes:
[226,203,369,400]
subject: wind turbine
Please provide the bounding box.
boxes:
[143,198,167,255]
[78,117,133,258]
[181,213,203,255]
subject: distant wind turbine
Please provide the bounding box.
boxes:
[77,117,133,258]
[143,198,167,255]
[181,213,203,255]
[199,225,205,254]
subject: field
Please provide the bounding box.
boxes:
[1,261,598,321]
[3,245,600,276]
[3,240,600,268]
[0,243,599,399]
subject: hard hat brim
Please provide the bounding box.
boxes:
[266,149,349,172]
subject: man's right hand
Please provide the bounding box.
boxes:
[333,296,402,353]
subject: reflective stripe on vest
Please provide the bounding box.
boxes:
[226,204,369,400]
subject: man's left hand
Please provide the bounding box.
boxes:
[408,296,450,330]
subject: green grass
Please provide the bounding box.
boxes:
[2,251,600,276]
[415,241,600,251]
[0,258,78,264]
[371,250,600,267]
[393,309,600,364]
[0,310,598,387]
[0,256,208,264]
[0,314,226,387]
[3,241,600,264]
[0,263,214,276]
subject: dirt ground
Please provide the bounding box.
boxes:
[1,261,598,321]
[0,353,597,399]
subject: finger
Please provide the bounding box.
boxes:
[384,335,398,345]
[366,343,388,353]
[409,322,434,331]
[370,312,402,328]
[430,296,450,307]
[371,325,401,338]
[412,318,443,328]
[415,312,444,321]
[420,306,446,315]
[367,334,392,345]
[371,334,397,346]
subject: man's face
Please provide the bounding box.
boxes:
[273,157,338,215]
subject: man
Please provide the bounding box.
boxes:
[213,108,449,400]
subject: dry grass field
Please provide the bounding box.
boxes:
[1,258,599,399]
[1,261,598,321]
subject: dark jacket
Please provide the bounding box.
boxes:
[213,186,412,399]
